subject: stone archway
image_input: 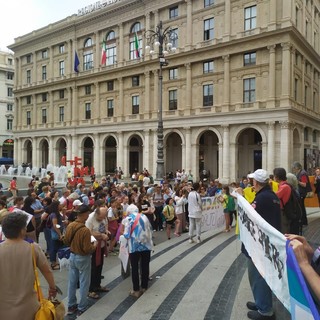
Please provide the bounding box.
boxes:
[25,140,32,164]
[57,138,67,166]
[165,132,182,175]
[39,139,49,168]
[105,136,117,174]
[83,137,94,168]
[129,135,143,175]
[237,128,262,177]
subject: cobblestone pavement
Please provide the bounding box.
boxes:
[37,208,320,320]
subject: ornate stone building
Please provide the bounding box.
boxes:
[0,51,14,158]
[9,0,320,181]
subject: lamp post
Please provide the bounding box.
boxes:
[145,21,177,181]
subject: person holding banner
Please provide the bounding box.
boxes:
[241,169,281,320]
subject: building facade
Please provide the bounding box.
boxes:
[0,51,14,159]
[9,0,320,181]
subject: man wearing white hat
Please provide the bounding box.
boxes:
[242,169,281,320]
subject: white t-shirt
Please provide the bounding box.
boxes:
[85,211,108,247]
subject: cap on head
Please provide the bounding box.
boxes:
[73,199,82,206]
[77,204,90,215]
[248,169,269,183]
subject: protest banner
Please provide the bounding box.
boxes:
[201,196,225,232]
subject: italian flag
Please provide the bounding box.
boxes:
[134,32,140,58]
[101,40,107,65]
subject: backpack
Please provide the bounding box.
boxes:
[226,195,235,212]
[281,184,303,222]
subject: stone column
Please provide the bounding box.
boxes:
[33,51,37,83]
[15,57,20,87]
[122,134,129,177]
[222,125,230,182]
[229,142,237,182]
[32,94,37,129]
[280,121,292,171]
[68,40,73,75]
[49,46,54,79]
[67,87,72,125]
[311,65,314,109]
[117,77,124,119]
[49,137,56,165]
[282,0,293,24]
[72,86,78,125]
[152,129,158,177]
[93,133,100,176]
[144,71,150,116]
[143,130,150,172]
[94,31,100,70]
[145,12,151,61]
[14,138,19,166]
[66,135,72,162]
[267,122,275,174]
[154,10,159,29]
[185,127,191,172]
[268,45,276,104]
[191,142,199,181]
[185,63,192,115]
[118,132,124,175]
[94,82,100,122]
[218,142,223,180]
[118,24,124,67]
[185,0,193,50]
[302,57,305,105]
[33,137,39,168]
[269,0,276,29]
[49,92,54,127]
[281,43,291,101]
[223,55,230,105]
[15,97,21,130]
[71,134,78,159]
[224,0,231,38]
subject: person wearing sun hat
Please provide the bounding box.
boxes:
[239,169,281,320]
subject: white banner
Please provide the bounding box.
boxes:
[236,194,290,311]
[201,196,225,232]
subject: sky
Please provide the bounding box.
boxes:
[0,0,92,50]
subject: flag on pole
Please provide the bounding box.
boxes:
[101,40,107,65]
[74,51,80,73]
[134,32,140,59]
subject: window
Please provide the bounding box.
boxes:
[130,36,142,60]
[131,22,141,33]
[243,78,256,102]
[7,119,13,131]
[7,87,13,97]
[59,61,65,76]
[85,85,91,95]
[59,106,64,122]
[7,72,13,80]
[244,52,256,66]
[84,38,93,47]
[42,50,48,59]
[169,90,178,110]
[106,46,117,65]
[132,76,140,87]
[203,60,214,73]
[8,58,13,65]
[7,104,13,111]
[244,5,257,31]
[42,109,47,124]
[42,93,47,102]
[26,70,31,84]
[59,44,65,54]
[26,55,31,63]
[26,96,32,104]
[85,103,91,119]
[204,18,214,40]
[294,79,298,101]
[169,68,178,80]
[203,84,213,106]
[170,28,178,48]
[132,96,139,114]
[305,85,308,106]
[107,99,114,117]
[26,111,31,125]
[313,91,317,110]
[204,0,214,7]
[59,90,64,99]
[107,81,114,91]
[83,52,93,70]
[106,31,115,41]
[169,6,178,19]
[42,65,47,80]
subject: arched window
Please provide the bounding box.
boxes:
[84,38,93,47]
[106,30,115,41]
[130,22,141,34]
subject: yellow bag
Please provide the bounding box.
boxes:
[32,244,56,320]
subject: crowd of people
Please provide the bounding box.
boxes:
[0,163,319,319]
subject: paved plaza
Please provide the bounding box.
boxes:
[37,208,320,320]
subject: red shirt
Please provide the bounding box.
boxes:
[10,180,17,190]
[276,181,291,209]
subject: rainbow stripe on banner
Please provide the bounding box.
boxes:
[286,242,320,320]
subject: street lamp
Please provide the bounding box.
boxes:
[145,21,177,181]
